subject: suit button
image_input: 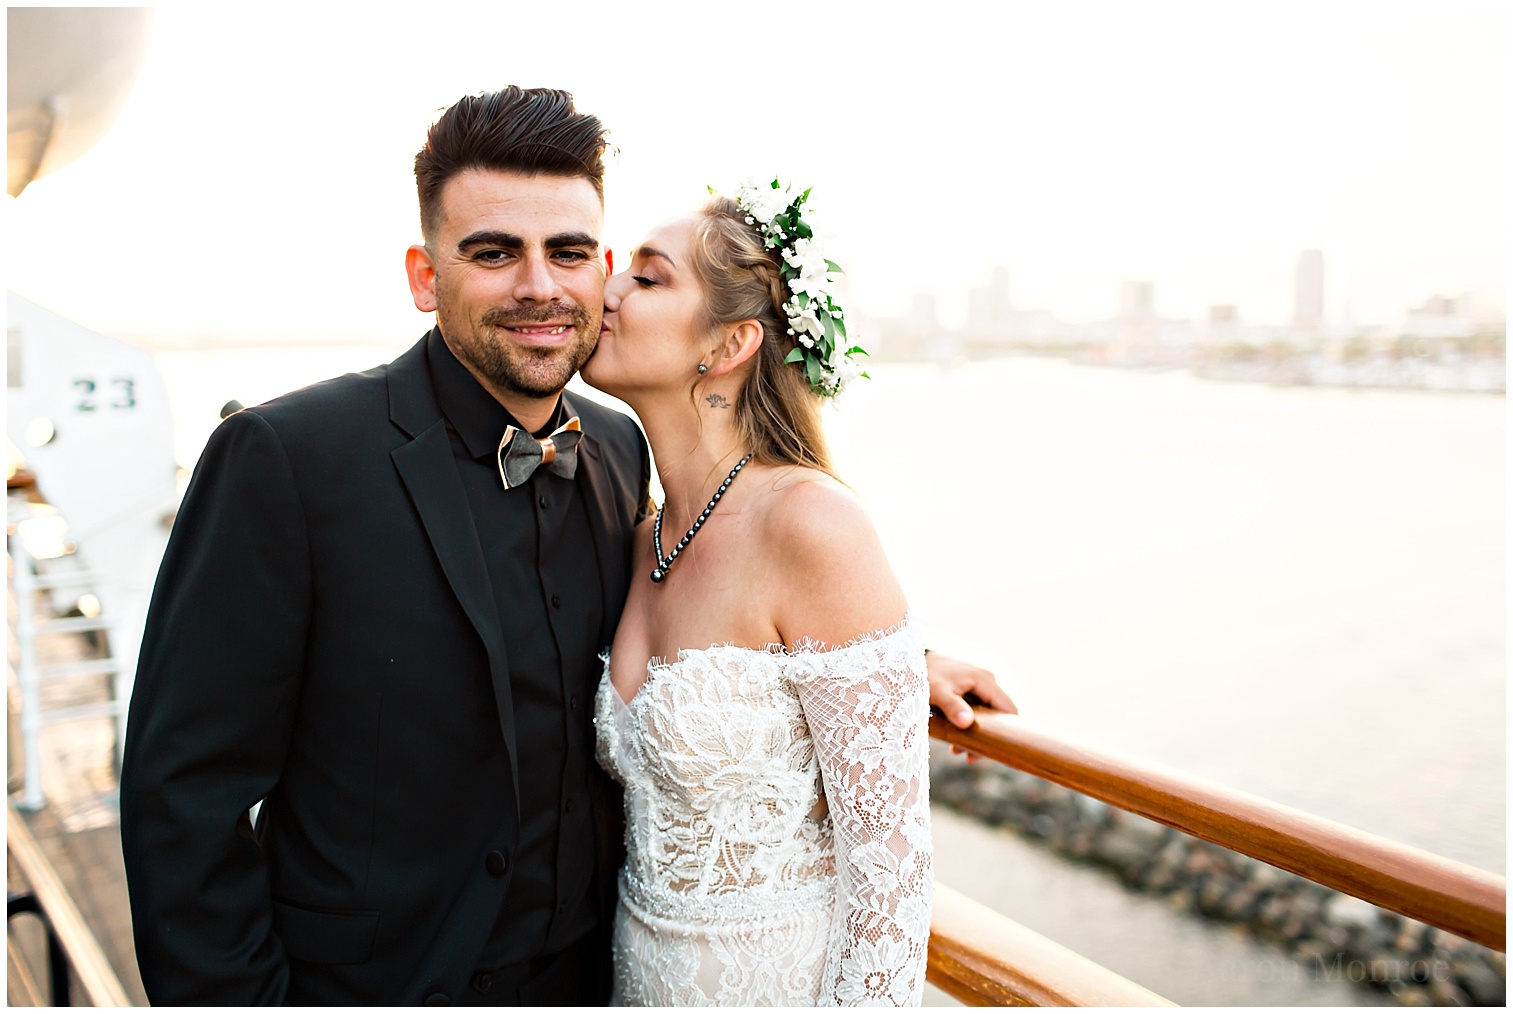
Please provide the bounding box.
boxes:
[570,695,579,711]
[564,799,573,814]
[471,971,494,994]
[550,594,562,609]
[424,992,450,1005]
[485,850,508,876]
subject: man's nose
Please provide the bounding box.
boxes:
[512,252,563,303]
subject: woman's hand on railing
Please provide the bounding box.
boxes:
[924,652,1016,760]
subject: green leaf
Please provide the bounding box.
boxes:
[822,314,836,345]
[825,259,844,275]
[805,355,822,387]
[834,317,848,338]
[783,347,805,364]
[846,345,868,357]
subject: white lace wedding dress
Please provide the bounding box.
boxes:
[593,620,932,1006]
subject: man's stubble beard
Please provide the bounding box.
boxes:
[440,298,602,399]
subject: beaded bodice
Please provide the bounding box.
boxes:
[593,620,932,1006]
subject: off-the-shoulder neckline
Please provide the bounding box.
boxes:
[604,614,917,709]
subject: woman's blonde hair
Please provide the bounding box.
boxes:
[686,195,836,478]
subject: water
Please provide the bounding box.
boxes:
[925,808,1389,1007]
[827,356,1504,875]
[151,345,1504,1003]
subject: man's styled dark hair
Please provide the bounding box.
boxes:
[414,86,609,241]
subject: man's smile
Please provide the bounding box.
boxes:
[497,322,576,345]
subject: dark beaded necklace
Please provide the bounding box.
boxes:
[650,453,754,583]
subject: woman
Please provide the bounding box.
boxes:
[582,181,932,1006]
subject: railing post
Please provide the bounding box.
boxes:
[8,890,73,1006]
[7,803,133,1005]
[10,543,47,810]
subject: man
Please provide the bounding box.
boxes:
[120,86,1011,1006]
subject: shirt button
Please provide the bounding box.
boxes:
[424,993,450,1006]
[538,495,549,509]
[485,850,508,876]
[558,902,567,914]
[471,972,494,994]
[564,799,573,813]
[570,695,579,711]
[550,594,562,609]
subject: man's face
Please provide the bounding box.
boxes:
[407,169,606,401]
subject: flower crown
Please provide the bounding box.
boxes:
[730,178,868,398]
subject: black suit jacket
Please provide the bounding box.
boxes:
[119,334,649,1005]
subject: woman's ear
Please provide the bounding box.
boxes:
[707,320,764,377]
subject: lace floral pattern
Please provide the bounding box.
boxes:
[594,620,931,1006]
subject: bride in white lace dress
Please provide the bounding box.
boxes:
[580,182,932,1006]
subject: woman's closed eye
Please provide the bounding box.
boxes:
[632,275,659,288]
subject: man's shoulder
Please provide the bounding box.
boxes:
[250,360,394,429]
[210,348,421,473]
[564,388,645,457]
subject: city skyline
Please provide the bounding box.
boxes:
[897,248,1502,340]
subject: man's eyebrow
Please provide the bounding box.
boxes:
[456,230,522,252]
[545,232,600,252]
[635,246,676,268]
[455,230,600,254]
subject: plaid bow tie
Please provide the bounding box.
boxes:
[497,416,582,489]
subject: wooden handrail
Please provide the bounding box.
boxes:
[928,884,1175,1006]
[6,803,133,1006]
[930,711,1507,952]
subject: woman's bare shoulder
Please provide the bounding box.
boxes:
[755,467,907,644]
[754,467,869,547]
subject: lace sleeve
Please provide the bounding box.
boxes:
[792,623,933,1006]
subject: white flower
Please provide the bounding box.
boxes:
[782,237,830,280]
[737,180,793,226]
[725,176,869,399]
[788,268,832,301]
[786,302,825,341]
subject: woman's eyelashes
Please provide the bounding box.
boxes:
[632,275,659,288]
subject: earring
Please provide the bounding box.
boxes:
[697,364,709,375]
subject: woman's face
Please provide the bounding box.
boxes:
[582,216,710,401]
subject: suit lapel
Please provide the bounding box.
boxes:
[389,336,520,813]
[567,398,629,649]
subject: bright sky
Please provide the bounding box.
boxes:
[6,1,1506,346]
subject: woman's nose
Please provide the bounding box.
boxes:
[602,271,629,311]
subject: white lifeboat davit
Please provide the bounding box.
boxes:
[7,7,155,197]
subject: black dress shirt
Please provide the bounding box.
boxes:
[427,332,603,967]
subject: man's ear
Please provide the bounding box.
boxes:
[707,319,764,377]
[406,244,438,313]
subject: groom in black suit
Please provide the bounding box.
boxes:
[121,87,641,1005]
[121,86,1012,1006]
